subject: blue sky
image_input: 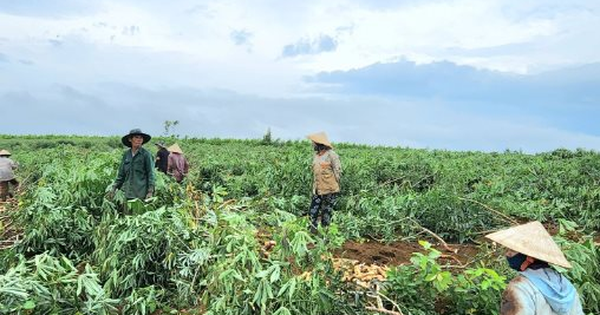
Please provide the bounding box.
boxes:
[0,0,599,152]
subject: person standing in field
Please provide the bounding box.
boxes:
[167,143,189,183]
[486,221,584,315]
[0,149,19,201]
[108,129,155,208]
[307,132,341,233]
[154,142,169,174]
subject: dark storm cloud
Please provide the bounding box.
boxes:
[309,59,600,103]
[308,60,600,135]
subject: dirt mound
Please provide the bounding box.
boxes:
[334,240,480,266]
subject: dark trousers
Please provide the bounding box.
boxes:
[308,193,338,231]
[0,179,19,201]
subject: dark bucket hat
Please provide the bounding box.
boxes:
[121,128,152,147]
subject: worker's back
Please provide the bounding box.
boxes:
[502,270,584,315]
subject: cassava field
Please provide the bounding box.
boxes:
[0,135,599,315]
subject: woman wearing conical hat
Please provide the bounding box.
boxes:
[486,221,584,315]
[306,132,342,233]
[167,143,189,183]
[0,149,19,201]
[108,129,156,210]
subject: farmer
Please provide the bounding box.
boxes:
[108,129,155,207]
[154,142,169,174]
[485,221,584,315]
[167,143,189,183]
[0,149,19,201]
[307,132,341,233]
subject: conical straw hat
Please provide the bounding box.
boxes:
[307,132,333,149]
[167,143,183,154]
[485,221,572,268]
[0,149,11,156]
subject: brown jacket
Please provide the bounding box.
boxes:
[167,153,189,183]
[312,150,341,195]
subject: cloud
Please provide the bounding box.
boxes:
[1,0,599,74]
[18,59,34,65]
[0,0,101,18]
[121,25,140,36]
[309,59,600,107]
[282,34,338,57]
[2,82,600,152]
[48,39,63,47]
[307,59,600,136]
[184,4,216,19]
[0,53,8,63]
[230,29,252,46]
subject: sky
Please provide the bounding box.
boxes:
[0,0,599,152]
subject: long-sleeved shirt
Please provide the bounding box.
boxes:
[312,150,341,195]
[501,269,584,315]
[155,148,169,174]
[167,153,189,183]
[114,147,155,199]
[0,157,18,181]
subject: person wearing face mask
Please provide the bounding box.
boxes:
[485,221,584,315]
[306,132,341,233]
[107,129,156,212]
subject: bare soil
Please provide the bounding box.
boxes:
[333,240,481,266]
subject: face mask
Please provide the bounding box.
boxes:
[506,253,527,271]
